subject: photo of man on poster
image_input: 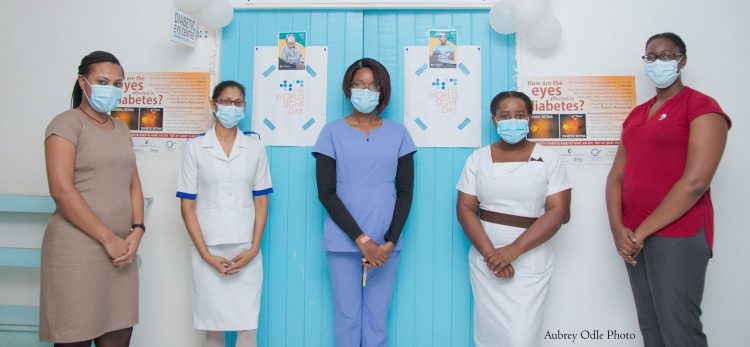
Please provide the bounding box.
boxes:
[279,32,306,70]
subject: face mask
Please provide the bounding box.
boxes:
[351,88,380,114]
[83,77,122,113]
[214,105,244,128]
[496,119,529,144]
[644,58,681,89]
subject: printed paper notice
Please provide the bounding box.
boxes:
[404,46,481,147]
[111,72,210,155]
[251,46,327,146]
[520,76,636,165]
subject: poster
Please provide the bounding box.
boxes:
[278,32,306,70]
[252,46,327,146]
[404,45,482,148]
[111,72,210,155]
[429,30,457,68]
[520,76,636,165]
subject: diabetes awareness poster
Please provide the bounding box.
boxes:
[252,45,328,146]
[404,44,482,148]
[520,76,636,165]
[111,72,210,155]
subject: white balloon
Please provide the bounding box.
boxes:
[198,0,233,29]
[513,0,551,25]
[522,14,562,49]
[175,0,211,12]
[489,0,518,35]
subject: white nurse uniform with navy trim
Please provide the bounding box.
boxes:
[176,127,272,330]
[457,144,571,347]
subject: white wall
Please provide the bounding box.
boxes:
[0,1,217,346]
[518,0,750,345]
[1,0,747,346]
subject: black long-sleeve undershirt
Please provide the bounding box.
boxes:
[314,153,415,246]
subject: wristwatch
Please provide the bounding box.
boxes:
[131,223,146,233]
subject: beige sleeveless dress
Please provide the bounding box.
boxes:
[40,109,138,343]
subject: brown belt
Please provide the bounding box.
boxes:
[479,209,538,229]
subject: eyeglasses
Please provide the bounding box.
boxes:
[351,81,381,93]
[642,52,683,63]
[213,99,246,107]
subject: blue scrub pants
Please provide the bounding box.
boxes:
[327,251,400,347]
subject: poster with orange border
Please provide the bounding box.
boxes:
[111,72,210,155]
[520,76,636,165]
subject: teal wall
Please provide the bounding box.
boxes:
[220,9,515,346]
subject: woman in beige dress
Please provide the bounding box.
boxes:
[41,51,144,346]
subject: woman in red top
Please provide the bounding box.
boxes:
[606,33,730,347]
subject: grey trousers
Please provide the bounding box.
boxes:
[626,229,710,347]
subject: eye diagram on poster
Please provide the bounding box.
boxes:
[111,72,210,155]
[404,45,481,148]
[521,76,636,165]
[252,46,327,146]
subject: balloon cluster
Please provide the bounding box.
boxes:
[489,0,562,49]
[176,0,233,29]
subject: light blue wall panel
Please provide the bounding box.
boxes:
[362,10,515,347]
[221,8,514,347]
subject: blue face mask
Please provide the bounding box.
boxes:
[497,119,529,144]
[83,77,122,113]
[644,58,681,89]
[350,88,380,114]
[214,105,244,128]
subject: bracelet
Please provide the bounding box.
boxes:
[356,234,370,245]
[131,223,146,233]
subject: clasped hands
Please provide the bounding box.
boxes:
[482,244,522,279]
[203,246,260,276]
[612,224,644,266]
[103,229,143,269]
[357,235,394,269]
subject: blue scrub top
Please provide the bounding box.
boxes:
[313,118,416,252]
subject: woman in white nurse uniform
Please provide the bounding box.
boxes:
[177,81,272,347]
[456,91,572,347]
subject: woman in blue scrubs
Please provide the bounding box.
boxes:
[313,58,416,347]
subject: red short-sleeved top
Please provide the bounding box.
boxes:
[621,87,731,250]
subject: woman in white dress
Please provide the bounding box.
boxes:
[177,81,273,347]
[456,91,572,347]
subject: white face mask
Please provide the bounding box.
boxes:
[644,57,682,89]
[83,77,122,113]
[350,88,380,114]
[214,105,244,128]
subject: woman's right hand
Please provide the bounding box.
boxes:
[612,224,641,266]
[203,253,235,275]
[103,235,129,260]
[359,240,386,268]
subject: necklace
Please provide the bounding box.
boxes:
[79,107,110,125]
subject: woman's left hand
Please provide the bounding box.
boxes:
[627,231,647,262]
[226,247,260,275]
[362,242,395,269]
[379,241,394,257]
[113,229,143,268]
[485,244,522,277]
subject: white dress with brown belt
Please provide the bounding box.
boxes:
[457,144,572,347]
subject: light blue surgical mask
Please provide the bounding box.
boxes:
[214,105,244,128]
[497,119,529,144]
[350,88,380,114]
[83,77,122,113]
[644,58,681,89]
